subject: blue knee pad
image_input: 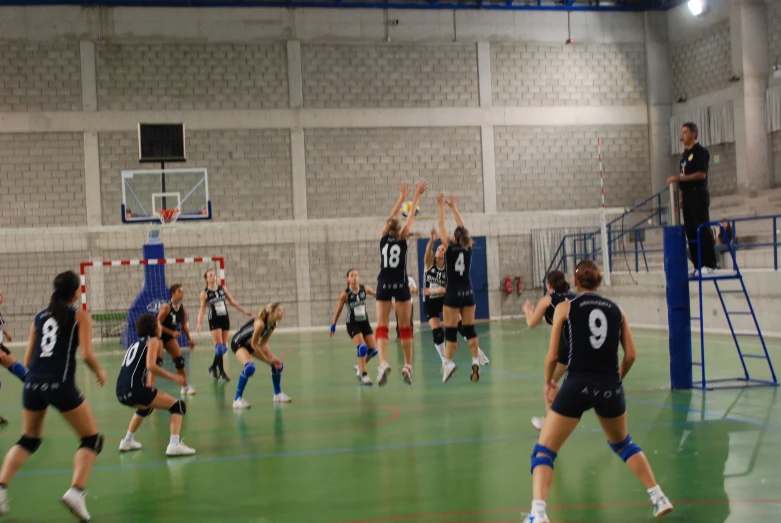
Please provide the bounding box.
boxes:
[530,443,558,474]
[241,362,256,378]
[356,343,368,358]
[609,435,643,462]
[215,344,228,356]
[271,362,284,375]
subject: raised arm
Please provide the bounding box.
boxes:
[76,309,106,387]
[619,311,637,380]
[424,229,436,270]
[224,286,253,317]
[437,193,450,248]
[388,184,409,221]
[402,179,428,237]
[330,291,348,337]
[196,290,208,333]
[447,194,465,228]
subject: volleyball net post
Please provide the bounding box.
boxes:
[597,138,611,286]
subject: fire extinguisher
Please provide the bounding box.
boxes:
[504,276,513,296]
[517,276,524,296]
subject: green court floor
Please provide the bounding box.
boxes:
[1,321,780,522]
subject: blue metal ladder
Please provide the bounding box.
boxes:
[690,223,778,390]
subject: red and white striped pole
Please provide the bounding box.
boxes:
[598,138,611,285]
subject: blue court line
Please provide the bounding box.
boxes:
[16,419,701,479]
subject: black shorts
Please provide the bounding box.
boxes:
[231,340,253,355]
[550,375,626,420]
[23,380,84,413]
[208,316,230,332]
[117,386,159,408]
[161,333,176,345]
[346,321,373,339]
[376,280,411,302]
[424,298,444,320]
[443,287,475,309]
[0,343,10,355]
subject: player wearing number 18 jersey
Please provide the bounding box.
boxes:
[331,269,379,386]
[374,180,428,386]
[0,271,107,522]
[522,260,673,523]
[437,193,481,384]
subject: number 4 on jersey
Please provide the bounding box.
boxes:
[455,252,465,276]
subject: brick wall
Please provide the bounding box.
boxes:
[95,43,288,110]
[670,20,731,100]
[704,142,737,197]
[769,0,781,68]
[0,133,86,228]
[491,43,646,107]
[773,132,781,187]
[99,129,293,225]
[301,44,479,108]
[494,125,650,212]
[304,127,483,219]
[498,235,533,318]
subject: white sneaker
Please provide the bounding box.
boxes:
[531,416,545,431]
[478,348,489,366]
[61,488,90,521]
[442,360,457,383]
[118,439,142,452]
[166,441,196,457]
[233,397,251,409]
[273,392,292,403]
[653,496,674,517]
[0,487,8,515]
[522,512,550,523]
[700,267,715,276]
[377,363,391,386]
[181,385,196,396]
[401,365,413,385]
[360,374,373,386]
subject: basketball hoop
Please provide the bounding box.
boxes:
[156,209,180,225]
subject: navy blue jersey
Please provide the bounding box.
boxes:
[232,317,276,349]
[345,285,369,323]
[545,292,577,325]
[423,263,446,302]
[162,300,184,332]
[379,234,408,283]
[445,244,472,288]
[565,293,623,381]
[27,307,79,384]
[117,336,152,391]
[205,286,228,321]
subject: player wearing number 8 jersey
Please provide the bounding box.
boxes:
[116,314,195,457]
[522,260,673,523]
[375,180,428,386]
[331,269,379,385]
[0,271,107,522]
[437,193,481,384]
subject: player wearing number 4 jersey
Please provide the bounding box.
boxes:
[331,269,379,386]
[196,268,253,382]
[0,271,107,522]
[437,193,482,384]
[0,289,29,426]
[522,261,673,523]
[375,180,428,386]
[116,314,195,457]
[157,284,196,396]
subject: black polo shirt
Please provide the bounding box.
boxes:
[679,142,709,194]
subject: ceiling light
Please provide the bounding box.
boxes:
[688,0,705,16]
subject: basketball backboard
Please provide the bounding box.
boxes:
[121,168,212,224]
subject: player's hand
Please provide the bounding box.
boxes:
[544,380,559,405]
[399,183,410,201]
[436,193,446,206]
[195,323,201,334]
[666,176,679,186]
[422,288,432,297]
[270,357,282,369]
[5,333,10,342]
[187,338,195,350]
[173,375,186,386]
[95,369,107,388]
[329,324,336,337]
[173,331,182,338]
[415,179,429,196]
[522,299,534,316]
[246,311,254,318]
[446,194,459,209]
[430,228,437,241]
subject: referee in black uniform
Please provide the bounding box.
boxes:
[667,122,717,275]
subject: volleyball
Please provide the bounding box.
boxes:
[400,200,420,217]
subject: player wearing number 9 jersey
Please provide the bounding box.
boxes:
[116,314,195,457]
[0,271,107,522]
[437,193,482,384]
[522,260,673,523]
[374,180,428,386]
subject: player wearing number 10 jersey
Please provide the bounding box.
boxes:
[0,271,107,522]
[374,180,428,386]
[437,193,482,384]
[522,260,673,523]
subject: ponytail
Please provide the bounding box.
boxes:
[453,226,473,249]
[48,271,79,326]
[546,270,570,294]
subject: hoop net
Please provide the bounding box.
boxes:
[156,209,180,225]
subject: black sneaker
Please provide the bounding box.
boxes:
[208,366,218,379]
[218,373,230,382]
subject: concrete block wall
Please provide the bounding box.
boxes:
[774,132,781,187]
[0,42,81,112]
[497,234,533,318]
[494,125,650,212]
[96,43,288,110]
[491,43,646,106]
[0,133,86,228]
[669,20,731,100]
[99,129,293,225]
[705,143,737,197]
[769,0,781,68]
[302,44,479,108]
[304,127,483,219]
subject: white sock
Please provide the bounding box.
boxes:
[472,357,480,366]
[531,500,547,514]
[444,358,453,365]
[124,431,135,443]
[169,435,180,445]
[648,485,664,502]
[435,343,446,359]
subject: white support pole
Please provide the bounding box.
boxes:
[598,138,611,286]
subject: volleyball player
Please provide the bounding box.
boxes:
[157,284,196,396]
[231,303,289,408]
[117,314,195,457]
[330,269,379,386]
[0,271,107,521]
[375,180,428,386]
[0,289,29,425]
[196,268,253,382]
[522,260,673,523]
[522,270,575,430]
[437,194,481,383]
